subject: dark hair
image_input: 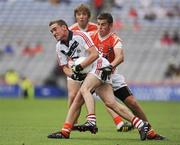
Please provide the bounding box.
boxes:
[49,19,68,28]
[97,13,113,24]
[74,4,91,19]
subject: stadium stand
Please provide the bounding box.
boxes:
[0,0,180,87]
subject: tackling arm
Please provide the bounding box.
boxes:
[110,42,124,68]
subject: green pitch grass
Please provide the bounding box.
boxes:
[0,99,180,145]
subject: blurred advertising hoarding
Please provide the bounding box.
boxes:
[0,84,179,100]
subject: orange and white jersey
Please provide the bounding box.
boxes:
[90,31,127,90]
[90,30,123,63]
[69,22,98,32]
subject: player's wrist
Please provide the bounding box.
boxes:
[71,74,77,80]
[76,64,83,71]
[109,64,114,69]
[72,64,83,73]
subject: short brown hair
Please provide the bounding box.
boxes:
[97,13,113,24]
[49,19,68,28]
[74,4,91,19]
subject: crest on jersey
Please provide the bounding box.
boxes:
[61,41,79,57]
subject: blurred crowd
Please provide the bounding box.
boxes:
[0,69,34,99]
[164,63,180,80]
[0,41,44,59]
[0,0,180,85]
[160,30,180,46]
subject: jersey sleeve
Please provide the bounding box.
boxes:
[56,43,68,66]
[113,34,123,49]
[114,41,123,49]
[75,31,95,50]
[69,23,78,31]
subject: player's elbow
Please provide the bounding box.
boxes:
[92,51,99,61]
[121,56,124,63]
[117,56,124,65]
[95,51,99,59]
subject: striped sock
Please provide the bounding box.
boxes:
[61,123,72,138]
[86,114,96,125]
[132,117,144,130]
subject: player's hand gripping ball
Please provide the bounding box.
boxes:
[72,57,92,74]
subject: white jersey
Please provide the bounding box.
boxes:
[56,30,111,83]
[56,30,95,66]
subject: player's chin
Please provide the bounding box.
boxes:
[99,32,106,37]
[55,36,61,41]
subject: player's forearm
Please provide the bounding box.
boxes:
[111,55,124,68]
[81,46,99,68]
[111,48,124,68]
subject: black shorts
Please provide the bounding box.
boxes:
[113,86,133,102]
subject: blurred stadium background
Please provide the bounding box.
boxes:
[0,0,180,100]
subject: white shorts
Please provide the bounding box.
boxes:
[67,76,82,82]
[89,57,112,84]
[67,71,127,89]
[111,73,127,91]
[67,57,112,84]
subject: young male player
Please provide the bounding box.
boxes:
[69,5,165,139]
[69,4,132,132]
[69,4,97,32]
[47,19,150,141]
[85,13,165,140]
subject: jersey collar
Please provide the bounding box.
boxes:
[60,30,73,47]
[98,32,113,42]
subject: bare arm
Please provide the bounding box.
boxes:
[110,44,124,68]
[80,45,99,68]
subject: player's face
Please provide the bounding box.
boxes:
[50,23,66,41]
[97,19,112,37]
[75,11,89,28]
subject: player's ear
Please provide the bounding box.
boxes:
[109,23,113,28]
[62,25,67,30]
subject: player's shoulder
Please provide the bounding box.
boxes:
[73,31,91,43]
[111,32,123,42]
[56,41,60,47]
[88,22,97,27]
[88,30,98,37]
[55,41,61,52]
[69,23,79,31]
[87,22,98,31]
[73,30,88,37]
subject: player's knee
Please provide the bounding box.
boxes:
[80,85,90,96]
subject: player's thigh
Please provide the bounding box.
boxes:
[80,73,102,93]
[67,79,81,101]
[96,83,116,105]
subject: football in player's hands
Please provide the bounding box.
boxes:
[72,57,92,74]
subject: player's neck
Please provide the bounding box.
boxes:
[61,30,69,42]
[78,23,88,31]
[98,32,112,41]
